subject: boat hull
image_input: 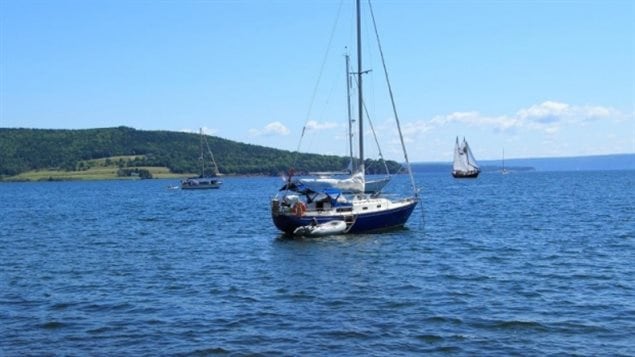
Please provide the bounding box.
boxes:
[272,199,418,235]
[293,220,348,237]
[181,184,221,190]
[452,171,479,179]
[181,177,222,189]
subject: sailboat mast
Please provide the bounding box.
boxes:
[199,128,205,176]
[356,0,364,173]
[345,53,354,172]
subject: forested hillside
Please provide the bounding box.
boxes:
[0,127,400,178]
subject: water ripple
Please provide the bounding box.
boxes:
[1,173,634,355]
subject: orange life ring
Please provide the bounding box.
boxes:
[293,202,306,216]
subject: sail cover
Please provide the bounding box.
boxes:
[297,171,365,194]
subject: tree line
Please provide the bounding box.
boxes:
[0,127,401,178]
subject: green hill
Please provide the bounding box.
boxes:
[0,126,400,180]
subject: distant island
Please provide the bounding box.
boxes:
[0,126,400,181]
[481,154,635,172]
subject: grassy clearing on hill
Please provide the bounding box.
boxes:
[2,155,193,181]
[5,166,189,181]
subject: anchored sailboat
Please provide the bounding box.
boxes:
[181,129,223,190]
[452,137,480,178]
[271,0,419,235]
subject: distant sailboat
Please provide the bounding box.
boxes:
[180,129,223,190]
[501,148,509,175]
[452,137,480,178]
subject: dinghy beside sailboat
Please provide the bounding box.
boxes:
[293,219,348,237]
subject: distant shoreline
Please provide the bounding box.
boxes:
[0,170,273,183]
[412,153,635,173]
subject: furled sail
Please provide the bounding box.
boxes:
[296,171,365,193]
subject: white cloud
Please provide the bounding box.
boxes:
[202,127,218,135]
[304,120,339,131]
[446,111,481,122]
[405,101,621,137]
[517,101,620,125]
[180,127,218,135]
[445,111,519,131]
[376,100,626,160]
[517,101,570,124]
[249,121,290,137]
[401,111,519,140]
[402,120,434,137]
[544,126,559,135]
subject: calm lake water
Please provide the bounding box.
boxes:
[1,171,634,355]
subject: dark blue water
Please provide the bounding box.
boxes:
[1,171,634,355]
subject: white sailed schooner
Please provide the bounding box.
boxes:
[452,137,480,178]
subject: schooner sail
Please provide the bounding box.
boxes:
[452,137,480,178]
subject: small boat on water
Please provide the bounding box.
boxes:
[181,128,223,190]
[501,148,509,175]
[452,137,480,178]
[181,176,222,189]
[293,219,348,237]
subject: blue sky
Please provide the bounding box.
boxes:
[1,0,633,162]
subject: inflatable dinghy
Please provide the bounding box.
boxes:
[293,220,347,237]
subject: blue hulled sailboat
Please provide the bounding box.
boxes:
[271,0,419,235]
